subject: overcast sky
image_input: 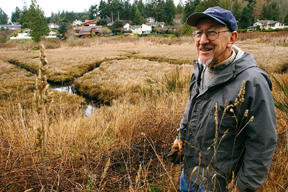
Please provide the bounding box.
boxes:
[1,0,102,18]
[2,0,181,19]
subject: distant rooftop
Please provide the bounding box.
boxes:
[0,24,21,30]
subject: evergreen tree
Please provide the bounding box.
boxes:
[122,0,131,20]
[27,0,50,42]
[111,20,123,34]
[145,2,154,18]
[219,0,231,10]
[165,0,176,25]
[231,0,242,23]
[19,5,29,28]
[58,22,67,40]
[176,1,184,15]
[99,0,109,20]
[238,0,255,29]
[111,0,122,21]
[137,0,146,18]
[284,14,288,25]
[11,7,22,23]
[154,0,166,22]
[132,6,144,24]
[194,0,220,12]
[262,2,280,21]
[88,5,98,20]
[0,8,8,24]
[183,0,200,22]
[181,22,193,35]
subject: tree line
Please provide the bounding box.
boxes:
[1,0,288,29]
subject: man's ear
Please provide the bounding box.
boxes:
[227,31,238,48]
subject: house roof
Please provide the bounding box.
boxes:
[256,20,277,25]
[0,25,21,30]
[83,19,98,26]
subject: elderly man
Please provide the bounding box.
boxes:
[173,6,277,192]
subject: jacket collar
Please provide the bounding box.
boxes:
[193,48,257,93]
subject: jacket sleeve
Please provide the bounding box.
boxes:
[236,73,277,191]
[177,96,191,139]
[177,74,196,140]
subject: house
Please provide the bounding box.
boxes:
[123,23,130,32]
[10,29,57,40]
[146,17,165,28]
[72,19,83,26]
[107,22,114,27]
[73,19,102,37]
[141,24,152,34]
[129,24,152,35]
[253,20,286,30]
[48,23,59,29]
[130,25,142,35]
[10,29,31,40]
[46,31,57,38]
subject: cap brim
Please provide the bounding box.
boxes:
[186,12,227,27]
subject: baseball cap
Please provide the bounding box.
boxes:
[186,6,237,31]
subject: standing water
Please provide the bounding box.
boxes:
[50,85,96,117]
[51,85,75,94]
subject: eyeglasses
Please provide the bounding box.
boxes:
[193,30,230,41]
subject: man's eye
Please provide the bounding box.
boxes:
[207,31,217,35]
[195,32,202,36]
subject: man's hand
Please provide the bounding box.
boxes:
[231,187,241,192]
[226,182,241,192]
[167,138,184,164]
[173,138,183,152]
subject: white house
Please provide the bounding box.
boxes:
[46,31,57,38]
[131,25,142,35]
[253,20,286,30]
[10,29,57,40]
[146,17,165,28]
[130,24,152,35]
[141,24,152,34]
[10,30,32,40]
[72,19,83,26]
[48,23,59,29]
[123,23,130,31]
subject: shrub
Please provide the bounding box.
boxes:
[31,44,40,50]
[111,21,124,34]
[181,23,193,36]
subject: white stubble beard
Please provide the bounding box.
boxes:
[198,57,213,67]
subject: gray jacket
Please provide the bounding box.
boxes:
[179,48,277,192]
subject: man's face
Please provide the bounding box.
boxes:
[195,18,234,66]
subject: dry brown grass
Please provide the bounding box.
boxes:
[0,45,128,84]
[0,36,287,191]
[0,87,188,191]
[74,58,193,104]
[2,35,287,84]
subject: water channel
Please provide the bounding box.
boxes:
[50,85,96,117]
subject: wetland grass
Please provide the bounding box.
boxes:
[0,36,287,191]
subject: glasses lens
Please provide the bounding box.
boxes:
[207,31,218,41]
[193,31,202,39]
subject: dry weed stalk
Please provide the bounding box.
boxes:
[34,43,50,151]
[99,157,111,191]
[141,132,178,192]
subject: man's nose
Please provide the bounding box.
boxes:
[199,32,209,44]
